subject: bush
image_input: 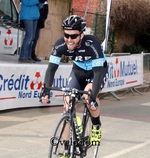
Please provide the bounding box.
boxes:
[122,44,147,54]
[111,0,150,34]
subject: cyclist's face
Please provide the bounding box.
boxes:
[64,30,84,50]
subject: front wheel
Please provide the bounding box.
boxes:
[48,114,75,158]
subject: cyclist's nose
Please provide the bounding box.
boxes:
[67,37,73,41]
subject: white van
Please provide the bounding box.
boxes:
[0,0,23,54]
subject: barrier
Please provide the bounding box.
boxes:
[143,52,150,91]
[101,53,132,100]
[0,63,71,110]
[0,54,143,110]
[114,53,142,96]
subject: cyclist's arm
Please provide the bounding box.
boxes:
[90,37,107,100]
[44,62,59,88]
[44,38,66,88]
[92,67,104,100]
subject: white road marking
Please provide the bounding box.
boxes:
[141,102,150,106]
[101,141,150,158]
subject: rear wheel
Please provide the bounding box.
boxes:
[48,114,75,158]
[81,112,100,158]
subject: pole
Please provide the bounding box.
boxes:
[102,0,112,53]
[84,0,90,19]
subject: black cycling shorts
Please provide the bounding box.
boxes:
[67,66,108,91]
[67,67,93,90]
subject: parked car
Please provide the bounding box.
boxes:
[0,0,24,55]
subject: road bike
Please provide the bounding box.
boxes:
[48,87,100,158]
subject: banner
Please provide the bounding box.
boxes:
[0,64,70,110]
[101,54,143,92]
[0,54,143,110]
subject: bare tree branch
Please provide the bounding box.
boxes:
[111,0,150,34]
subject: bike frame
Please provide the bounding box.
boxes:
[48,87,99,158]
[64,90,90,157]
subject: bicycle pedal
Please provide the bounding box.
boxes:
[82,136,90,144]
[74,146,81,155]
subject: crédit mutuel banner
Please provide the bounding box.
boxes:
[0,54,143,110]
[102,54,143,93]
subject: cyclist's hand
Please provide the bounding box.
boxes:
[89,100,98,110]
[39,84,50,104]
[41,95,50,104]
[87,89,98,110]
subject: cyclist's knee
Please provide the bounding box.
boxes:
[84,83,92,91]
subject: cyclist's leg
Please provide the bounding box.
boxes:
[83,65,108,124]
[67,68,101,127]
[83,83,100,119]
[83,67,108,145]
[81,83,100,157]
[83,83,102,146]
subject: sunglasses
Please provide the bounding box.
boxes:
[64,33,80,39]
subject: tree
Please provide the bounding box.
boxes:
[111,0,150,35]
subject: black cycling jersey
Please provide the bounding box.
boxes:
[44,34,108,100]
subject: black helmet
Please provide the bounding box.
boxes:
[62,15,86,33]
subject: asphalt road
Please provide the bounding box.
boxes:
[0,89,150,158]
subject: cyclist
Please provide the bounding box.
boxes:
[40,15,108,151]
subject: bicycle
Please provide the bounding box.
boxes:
[48,87,100,158]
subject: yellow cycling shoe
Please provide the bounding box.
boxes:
[90,125,101,145]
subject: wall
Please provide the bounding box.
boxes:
[72,0,101,28]
[72,0,101,13]
[36,0,72,59]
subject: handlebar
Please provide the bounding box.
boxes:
[40,84,94,105]
[48,87,91,96]
[48,87,94,106]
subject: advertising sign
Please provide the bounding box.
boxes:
[0,64,70,110]
[0,27,23,54]
[0,54,143,110]
[101,54,143,92]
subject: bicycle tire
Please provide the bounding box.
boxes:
[81,113,100,158]
[48,114,75,158]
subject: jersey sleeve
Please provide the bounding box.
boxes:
[44,37,66,87]
[90,36,108,99]
[90,38,106,68]
[49,37,66,65]
[44,63,59,88]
